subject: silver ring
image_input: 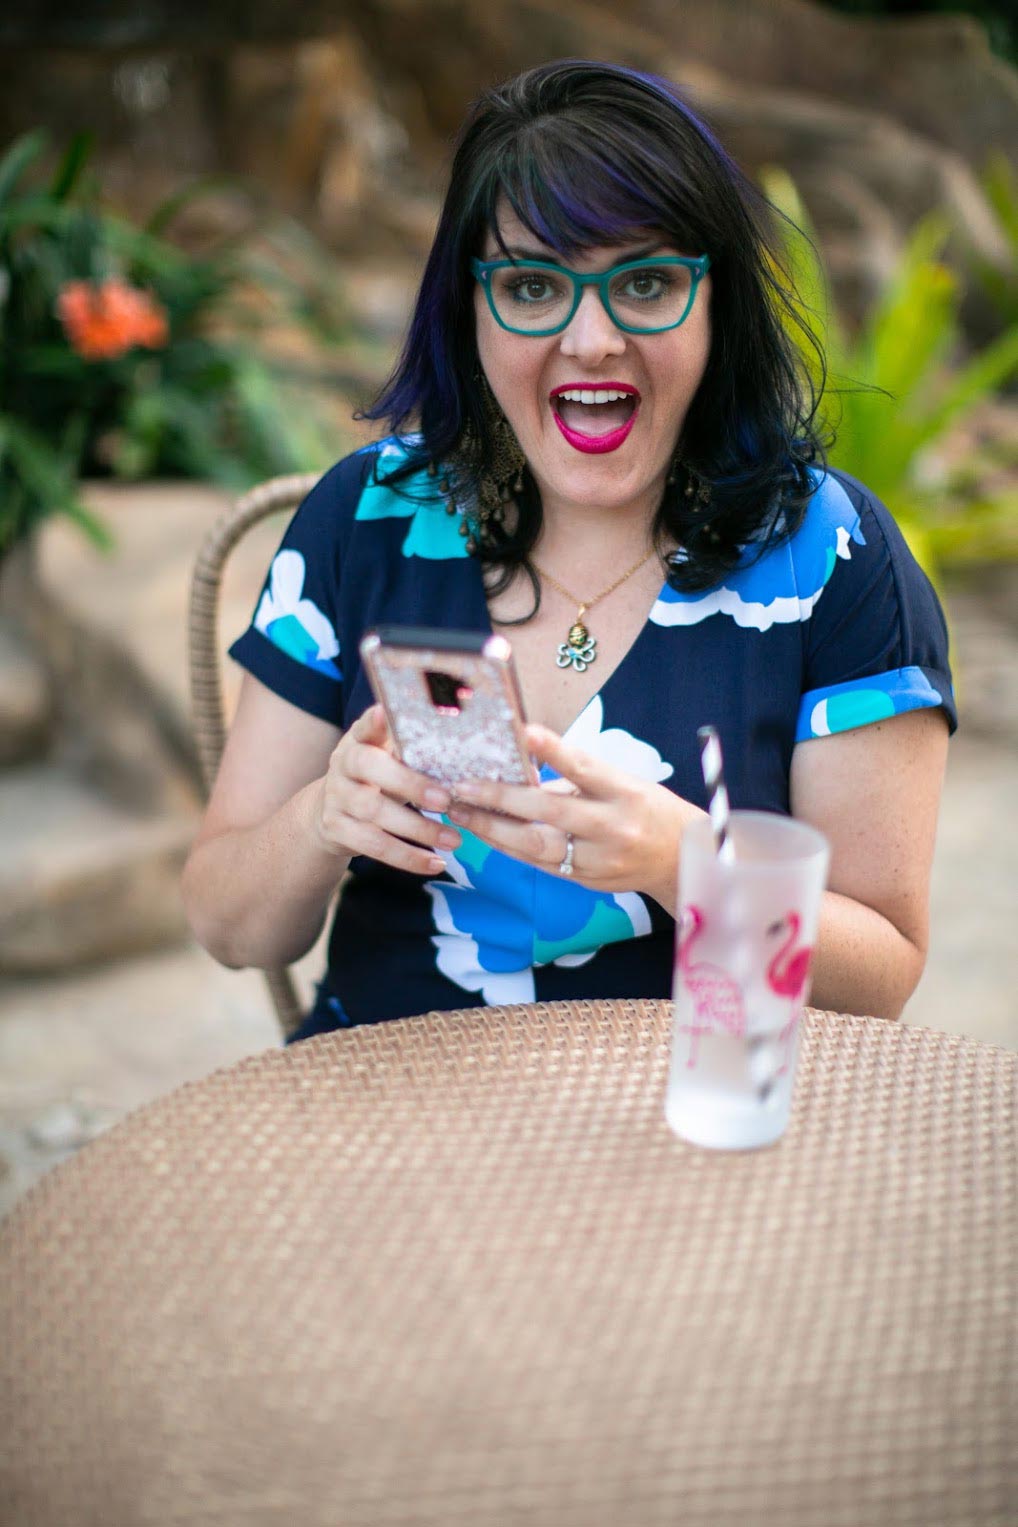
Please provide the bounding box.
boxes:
[557,832,575,877]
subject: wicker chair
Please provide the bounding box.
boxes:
[188,472,322,1039]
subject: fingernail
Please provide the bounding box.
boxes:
[423,787,450,809]
[438,829,460,848]
[426,857,446,874]
[456,782,482,799]
[448,806,468,823]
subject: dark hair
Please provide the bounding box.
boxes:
[359,58,827,597]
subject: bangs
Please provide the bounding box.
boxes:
[479,116,706,258]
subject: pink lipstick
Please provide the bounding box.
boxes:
[549,382,640,456]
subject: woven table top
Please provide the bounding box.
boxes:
[1,1000,1015,1527]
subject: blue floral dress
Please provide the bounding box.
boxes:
[229,437,956,1038]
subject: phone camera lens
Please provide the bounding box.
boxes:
[425,670,467,713]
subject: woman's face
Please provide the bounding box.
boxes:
[474,202,712,524]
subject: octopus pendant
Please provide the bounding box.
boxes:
[556,620,597,673]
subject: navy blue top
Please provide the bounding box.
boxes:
[229,437,956,1038]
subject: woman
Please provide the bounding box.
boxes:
[181,60,954,1038]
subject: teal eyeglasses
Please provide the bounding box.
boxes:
[471,253,711,336]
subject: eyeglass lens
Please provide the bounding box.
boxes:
[488,262,696,333]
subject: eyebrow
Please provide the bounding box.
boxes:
[492,242,667,265]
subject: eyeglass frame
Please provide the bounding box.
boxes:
[470,253,712,337]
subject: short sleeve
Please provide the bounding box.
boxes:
[794,471,957,742]
[228,449,373,726]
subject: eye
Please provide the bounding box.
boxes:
[505,271,564,304]
[513,276,553,302]
[494,265,571,307]
[618,267,674,301]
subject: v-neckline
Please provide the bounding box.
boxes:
[466,553,670,741]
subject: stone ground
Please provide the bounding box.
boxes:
[0,483,1015,1219]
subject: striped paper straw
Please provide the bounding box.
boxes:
[697,725,735,865]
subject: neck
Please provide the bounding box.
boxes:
[533,481,665,572]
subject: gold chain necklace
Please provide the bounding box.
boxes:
[533,548,657,674]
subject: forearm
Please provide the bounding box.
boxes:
[181,778,350,970]
[643,799,708,917]
[649,842,925,1021]
[808,889,926,1021]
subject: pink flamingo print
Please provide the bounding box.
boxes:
[676,905,746,1068]
[766,912,814,1070]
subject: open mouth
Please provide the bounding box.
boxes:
[550,384,640,455]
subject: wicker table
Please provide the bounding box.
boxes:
[1,1000,1015,1527]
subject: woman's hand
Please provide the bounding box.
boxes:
[314,705,461,875]
[447,723,703,912]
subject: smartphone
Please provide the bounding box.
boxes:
[359,626,536,790]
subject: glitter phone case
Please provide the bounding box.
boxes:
[360,627,535,790]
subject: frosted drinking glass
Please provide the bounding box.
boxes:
[666,811,830,1150]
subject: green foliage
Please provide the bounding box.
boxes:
[762,165,1018,582]
[976,152,1018,327]
[0,130,344,559]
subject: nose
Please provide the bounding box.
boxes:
[558,285,626,362]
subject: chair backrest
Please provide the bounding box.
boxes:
[188,472,322,1039]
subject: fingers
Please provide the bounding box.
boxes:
[453,725,621,812]
[319,782,459,875]
[446,725,657,885]
[341,785,460,851]
[333,820,448,877]
[541,776,581,797]
[347,703,389,745]
[340,706,452,813]
[447,799,570,871]
[330,794,459,875]
[452,775,596,835]
[320,705,460,875]
[523,725,628,802]
[446,727,602,862]
[322,709,630,879]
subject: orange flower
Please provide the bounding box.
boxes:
[57,277,169,361]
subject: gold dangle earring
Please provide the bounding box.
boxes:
[684,463,719,543]
[667,455,716,559]
[668,450,711,511]
[469,374,525,554]
[674,458,712,518]
[435,373,526,555]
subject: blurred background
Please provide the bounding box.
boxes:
[1,0,1015,1215]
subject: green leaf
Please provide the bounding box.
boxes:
[918,325,1018,445]
[0,130,49,209]
[760,169,831,322]
[143,173,238,237]
[58,495,116,550]
[230,355,334,474]
[925,494,1018,563]
[870,266,956,396]
[983,152,1018,252]
[49,132,94,202]
[891,513,940,591]
[0,199,81,237]
[763,168,1018,579]
[94,213,193,279]
[119,382,250,486]
[0,133,387,553]
[0,412,112,547]
[758,165,843,386]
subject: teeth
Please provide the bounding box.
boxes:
[555,388,635,405]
